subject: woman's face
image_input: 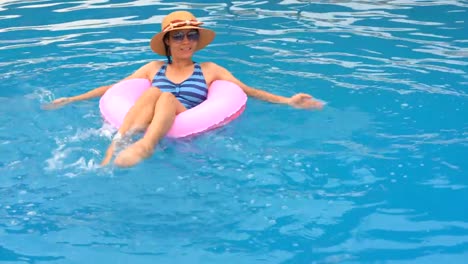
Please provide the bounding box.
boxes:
[166,29,199,60]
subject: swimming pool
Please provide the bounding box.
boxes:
[1,0,467,263]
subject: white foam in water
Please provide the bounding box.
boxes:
[317,99,328,105]
[45,144,99,174]
[58,123,116,144]
[26,88,56,104]
[45,124,118,175]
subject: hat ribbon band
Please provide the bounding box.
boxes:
[163,19,203,32]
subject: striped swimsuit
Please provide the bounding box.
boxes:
[152,62,208,109]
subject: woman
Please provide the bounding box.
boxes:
[44,11,324,167]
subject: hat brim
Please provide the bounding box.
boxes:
[150,26,215,56]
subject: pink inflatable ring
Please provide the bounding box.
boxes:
[99,78,247,138]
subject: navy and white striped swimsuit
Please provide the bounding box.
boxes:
[152,62,208,109]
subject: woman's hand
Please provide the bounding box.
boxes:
[42,97,73,110]
[288,93,324,109]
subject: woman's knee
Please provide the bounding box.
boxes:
[135,87,162,105]
[158,92,186,113]
[159,92,177,103]
[143,87,162,98]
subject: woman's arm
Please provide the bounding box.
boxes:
[207,62,323,109]
[42,62,155,110]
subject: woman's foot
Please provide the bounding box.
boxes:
[100,133,130,167]
[114,139,154,167]
[101,142,116,166]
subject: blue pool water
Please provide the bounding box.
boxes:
[1,1,467,263]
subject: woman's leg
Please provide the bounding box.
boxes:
[113,92,186,167]
[119,88,163,134]
[101,88,162,166]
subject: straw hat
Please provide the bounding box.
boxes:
[150,11,216,56]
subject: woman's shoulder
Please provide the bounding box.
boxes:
[199,62,234,84]
[146,60,166,69]
[200,61,217,67]
[200,62,224,71]
[138,60,166,80]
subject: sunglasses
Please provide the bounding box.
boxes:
[171,30,200,42]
